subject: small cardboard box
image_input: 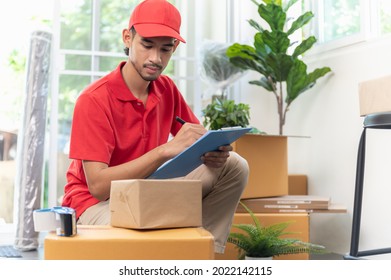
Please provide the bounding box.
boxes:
[233,134,288,199]
[359,75,391,116]
[288,174,308,195]
[110,179,202,229]
[215,213,310,260]
[44,225,214,260]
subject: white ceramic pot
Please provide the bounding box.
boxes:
[245,255,273,260]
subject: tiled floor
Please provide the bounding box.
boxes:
[2,247,44,260]
[0,223,45,260]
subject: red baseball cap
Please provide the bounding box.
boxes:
[129,0,186,43]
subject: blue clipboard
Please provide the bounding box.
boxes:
[148,127,252,179]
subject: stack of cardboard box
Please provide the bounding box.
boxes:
[217,134,311,260]
[44,180,215,260]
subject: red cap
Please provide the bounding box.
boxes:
[129,0,186,43]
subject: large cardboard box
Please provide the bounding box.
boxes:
[44,225,215,260]
[359,75,391,116]
[110,179,202,229]
[233,134,288,199]
[215,213,310,260]
[288,174,308,195]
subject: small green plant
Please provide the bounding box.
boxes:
[228,201,327,259]
[202,98,250,130]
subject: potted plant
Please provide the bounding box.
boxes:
[228,201,327,259]
[200,41,253,130]
[202,98,251,130]
[226,0,332,135]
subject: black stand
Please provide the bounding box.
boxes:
[345,113,391,260]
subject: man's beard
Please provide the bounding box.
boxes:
[131,60,163,82]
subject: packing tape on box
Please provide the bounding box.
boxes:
[33,206,77,237]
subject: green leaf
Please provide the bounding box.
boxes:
[292,36,317,58]
[287,11,314,36]
[248,19,264,32]
[227,43,255,58]
[286,61,332,103]
[227,43,271,77]
[202,98,250,130]
[265,53,294,81]
[259,3,286,31]
[254,33,271,57]
[229,57,268,76]
[262,0,282,7]
[249,77,274,92]
[227,43,267,73]
[283,0,299,12]
[262,30,290,54]
[307,67,332,84]
[286,60,308,102]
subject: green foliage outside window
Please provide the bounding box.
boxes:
[380,1,391,34]
[323,0,361,42]
[58,0,133,130]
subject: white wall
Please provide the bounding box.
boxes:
[240,24,391,257]
[232,3,391,257]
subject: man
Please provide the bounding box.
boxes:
[62,0,249,254]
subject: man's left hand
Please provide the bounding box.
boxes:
[201,145,232,168]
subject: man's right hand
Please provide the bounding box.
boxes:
[163,123,207,158]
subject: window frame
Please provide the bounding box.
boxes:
[305,0,370,55]
[303,0,391,56]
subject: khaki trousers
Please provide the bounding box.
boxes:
[78,152,249,253]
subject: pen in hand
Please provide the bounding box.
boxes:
[175,116,186,125]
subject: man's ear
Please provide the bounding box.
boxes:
[122,28,132,48]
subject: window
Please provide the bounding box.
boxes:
[379,0,391,35]
[303,0,366,53]
[305,0,391,53]
[321,0,362,42]
[0,0,53,224]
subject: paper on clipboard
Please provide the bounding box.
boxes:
[148,127,252,179]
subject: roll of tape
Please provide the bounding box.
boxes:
[33,207,77,237]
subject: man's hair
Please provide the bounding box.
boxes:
[123,27,136,56]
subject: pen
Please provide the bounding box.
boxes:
[175,116,186,125]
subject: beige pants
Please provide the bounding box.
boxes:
[78,152,249,253]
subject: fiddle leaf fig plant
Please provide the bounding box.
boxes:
[226,0,332,135]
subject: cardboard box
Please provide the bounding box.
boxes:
[238,195,330,212]
[359,75,391,116]
[288,174,308,195]
[233,134,288,199]
[110,179,202,229]
[215,213,310,260]
[44,225,215,260]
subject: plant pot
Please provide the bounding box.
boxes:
[245,255,273,260]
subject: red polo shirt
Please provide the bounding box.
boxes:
[62,61,199,219]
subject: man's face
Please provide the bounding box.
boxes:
[128,32,178,81]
